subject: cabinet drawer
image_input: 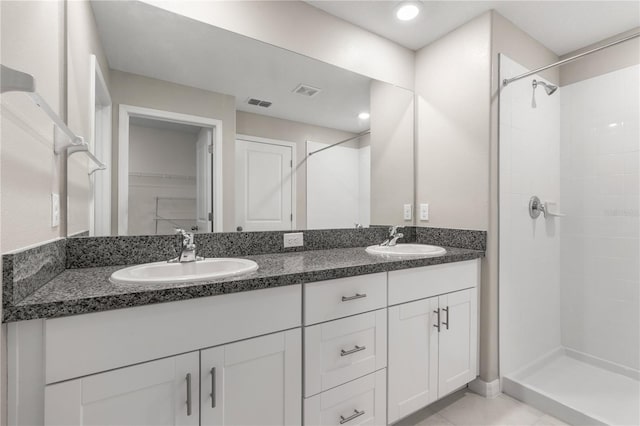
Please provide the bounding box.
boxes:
[305,310,387,397]
[304,370,386,426]
[388,259,479,305]
[304,273,386,325]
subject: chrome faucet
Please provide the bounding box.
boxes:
[380,226,404,247]
[170,229,203,263]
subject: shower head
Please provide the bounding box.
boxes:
[531,79,558,108]
[533,79,558,95]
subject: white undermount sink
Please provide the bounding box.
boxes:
[110,258,259,285]
[365,243,447,257]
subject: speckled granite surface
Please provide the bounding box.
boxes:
[416,227,487,251]
[2,239,66,305]
[66,227,413,268]
[3,246,483,322]
[66,235,182,269]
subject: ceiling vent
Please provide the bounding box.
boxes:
[292,84,321,98]
[246,98,272,108]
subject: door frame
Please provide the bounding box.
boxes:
[235,134,297,230]
[118,105,223,234]
[89,55,112,236]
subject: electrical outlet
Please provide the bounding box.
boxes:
[283,232,304,248]
[403,204,412,220]
[420,203,429,221]
[51,193,60,227]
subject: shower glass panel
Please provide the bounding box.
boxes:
[499,54,639,425]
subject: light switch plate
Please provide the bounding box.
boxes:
[420,203,429,221]
[283,232,304,248]
[51,193,60,227]
[403,204,412,220]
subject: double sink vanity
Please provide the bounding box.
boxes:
[3,227,484,425]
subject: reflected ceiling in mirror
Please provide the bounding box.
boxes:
[91,0,370,133]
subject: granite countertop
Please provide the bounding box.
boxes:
[4,246,483,322]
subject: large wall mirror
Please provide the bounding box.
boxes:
[66,0,415,236]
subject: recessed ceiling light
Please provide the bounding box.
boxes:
[358,112,370,120]
[395,2,420,21]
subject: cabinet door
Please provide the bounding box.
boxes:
[438,288,478,397]
[201,329,301,426]
[387,297,439,424]
[44,352,199,426]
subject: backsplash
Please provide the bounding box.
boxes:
[415,227,487,251]
[66,227,404,269]
[2,238,66,304]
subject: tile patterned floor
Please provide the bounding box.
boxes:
[396,391,570,426]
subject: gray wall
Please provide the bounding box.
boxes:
[370,81,415,226]
[415,12,492,231]
[560,27,640,86]
[0,2,65,423]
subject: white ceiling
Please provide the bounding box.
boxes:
[306,1,640,54]
[91,1,371,134]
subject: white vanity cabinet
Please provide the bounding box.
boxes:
[10,260,483,426]
[387,260,479,424]
[45,329,302,426]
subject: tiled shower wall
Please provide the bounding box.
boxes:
[499,55,562,376]
[559,64,640,371]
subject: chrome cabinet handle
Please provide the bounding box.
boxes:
[210,367,216,408]
[442,306,449,330]
[340,345,366,356]
[434,309,441,332]
[342,293,366,302]
[340,409,365,424]
[186,373,192,416]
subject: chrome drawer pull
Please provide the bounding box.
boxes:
[186,373,192,416]
[340,409,365,424]
[340,345,366,356]
[442,306,449,330]
[210,367,216,408]
[342,293,366,302]
[434,309,441,332]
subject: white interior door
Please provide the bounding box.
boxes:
[44,352,199,426]
[196,128,213,232]
[235,138,293,231]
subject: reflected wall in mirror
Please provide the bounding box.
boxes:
[66,0,414,236]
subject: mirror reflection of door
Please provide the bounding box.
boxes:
[235,137,294,232]
[195,128,213,233]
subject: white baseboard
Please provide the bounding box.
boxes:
[468,378,501,398]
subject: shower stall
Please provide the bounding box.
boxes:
[499,37,639,425]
